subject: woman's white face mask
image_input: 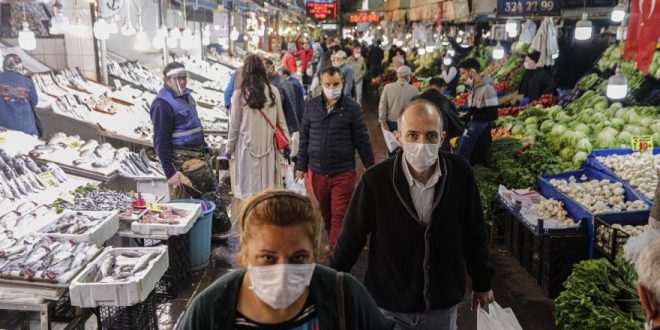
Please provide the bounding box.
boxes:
[248,263,316,309]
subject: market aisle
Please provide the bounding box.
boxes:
[163,97,558,329]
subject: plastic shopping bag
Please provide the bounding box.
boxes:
[381,128,400,153]
[284,165,307,196]
[289,132,300,158]
[477,302,523,330]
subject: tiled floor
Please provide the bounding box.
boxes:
[6,95,558,329]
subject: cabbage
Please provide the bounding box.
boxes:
[540,120,556,132]
[525,117,539,125]
[595,131,618,149]
[624,125,651,136]
[601,127,620,136]
[573,151,588,167]
[654,132,660,145]
[610,102,623,110]
[550,124,567,137]
[548,106,563,119]
[576,139,592,152]
[609,118,626,130]
[594,101,609,110]
[555,112,572,123]
[511,124,525,135]
[560,147,574,161]
[589,113,609,125]
[615,108,629,119]
[617,131,633,144]
[573,123,591,135]
[639,117,653,128]
[627,111,641,125]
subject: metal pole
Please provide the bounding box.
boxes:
[228,9,233,55]
[158,0,169,66]
[100,40,108,84]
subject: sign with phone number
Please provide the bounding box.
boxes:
[497,0,561,16]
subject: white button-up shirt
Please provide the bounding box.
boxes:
[401,156,442,225]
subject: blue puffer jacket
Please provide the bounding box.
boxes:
[295,94,374,176]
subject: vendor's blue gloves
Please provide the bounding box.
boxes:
[223,151,232,160]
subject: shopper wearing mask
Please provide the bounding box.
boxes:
[332,50,355,98]
[413,77,464,151]
[456,58,498,165]
[517,50,556,102]
[264,58,300,134]
[151,62,231,232]
[295,66,374,253]
[178,190,394,330]
[295,42,315,87]
[347,45,367,106]
[226,55,290,200]
[282,44,298,79]
[330,100,495,330]
[0,54,39,136]
[635,239,660,330]
[379,66,419,132]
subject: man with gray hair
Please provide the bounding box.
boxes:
[331,99,495,329]
[332,50,355,98]
[0,54,39,136]
[378,65,419,133]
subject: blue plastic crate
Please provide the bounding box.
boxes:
[537,167,651,258]
[586,148,659,204]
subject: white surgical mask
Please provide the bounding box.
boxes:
[524,62,535,70]
[248,263,315,309]
[323,87,343,100]
[465,77,473,86]
[402,141,440,172]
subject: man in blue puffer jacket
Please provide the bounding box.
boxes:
[295,66,374,254]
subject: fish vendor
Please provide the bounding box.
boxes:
[150,61,231,234]
[0,54,40,136]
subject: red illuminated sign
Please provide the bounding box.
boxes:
[349,11,381,23]
[306,2,337,20]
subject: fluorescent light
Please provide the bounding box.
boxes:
[611,3,625,22]
[575,13,592,40]
[606,66,627,99]
[492,41,504,59]
[18,22,36,50]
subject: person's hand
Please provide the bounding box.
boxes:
[167,172,182,187]
[471,290,494,310]
[380,122,389,131]
[295,170,306,180]
[223,151,232,160]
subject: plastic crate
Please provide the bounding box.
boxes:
[51,292,76,323]
[537,232,589,298]
[96,290,158,330]
[141,233,192,302]
[593,216,648,261]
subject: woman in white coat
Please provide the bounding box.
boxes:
[226,54,289,200]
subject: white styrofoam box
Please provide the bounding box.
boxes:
[130,203,202,236]
[35,211,119,246]
[69,246,168,307]
[118,193,165,221]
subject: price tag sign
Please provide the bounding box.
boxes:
[61,136,82,149]
[37,171,60,187]
[631,136,654,152]
[147,202,166,213]
[497,0,561,16]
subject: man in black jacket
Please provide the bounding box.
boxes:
[264,58,300,133]
[295,66,374,253]
[330,99,494,329]
[413,77,464,151]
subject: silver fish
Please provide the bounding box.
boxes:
[100,256,115,277]
[132,253,157,274]
[91,159,113,168]
[0,244,25,258]
[47,132,67,146]
[79,140,99,156]
[22,157,42,174]
[73,158,92,166]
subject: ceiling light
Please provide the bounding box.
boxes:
[18,22,36,50]
[575,13,592,40]
[230,27,239,41]
[606,66,627,99]
[492,41,504,59]
[611,3,625,22]
[93,18,110,40]
[447,45,455,57]
[417,48,426,55]
[443,54,452,66]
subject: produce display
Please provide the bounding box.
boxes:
[494,81,513,93]
[138,206,191,225]
[82,251,159,283]
[595,222,647,258]
[595,152,659,200]
[549,176,648,213]
[483,58,508,77]
[651,50,660,79]
[0,148,68,201]
[597,44,623,72]
[493,55,523,81]
[41,211,111,235]
[0,235,100,283]
[554,254,643,329]
[453,92,468,108]
[117,149,165,178]
[533,199,569,222]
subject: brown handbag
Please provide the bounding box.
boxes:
[258,109,289,151]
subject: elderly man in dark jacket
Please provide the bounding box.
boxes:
[295,66,374,253]
[330,100,494,329]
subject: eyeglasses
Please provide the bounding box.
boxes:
[170,74,188,81]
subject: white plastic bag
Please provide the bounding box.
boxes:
[289,132,300,158]
[284,165,307,196]
[381,128,400,153]
[477,302,523,330]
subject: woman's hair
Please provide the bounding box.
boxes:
[237,190,322,267]
[240,54,275,109]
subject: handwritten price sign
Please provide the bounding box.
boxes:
[631,136,654,152]
[37,171,60,187]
